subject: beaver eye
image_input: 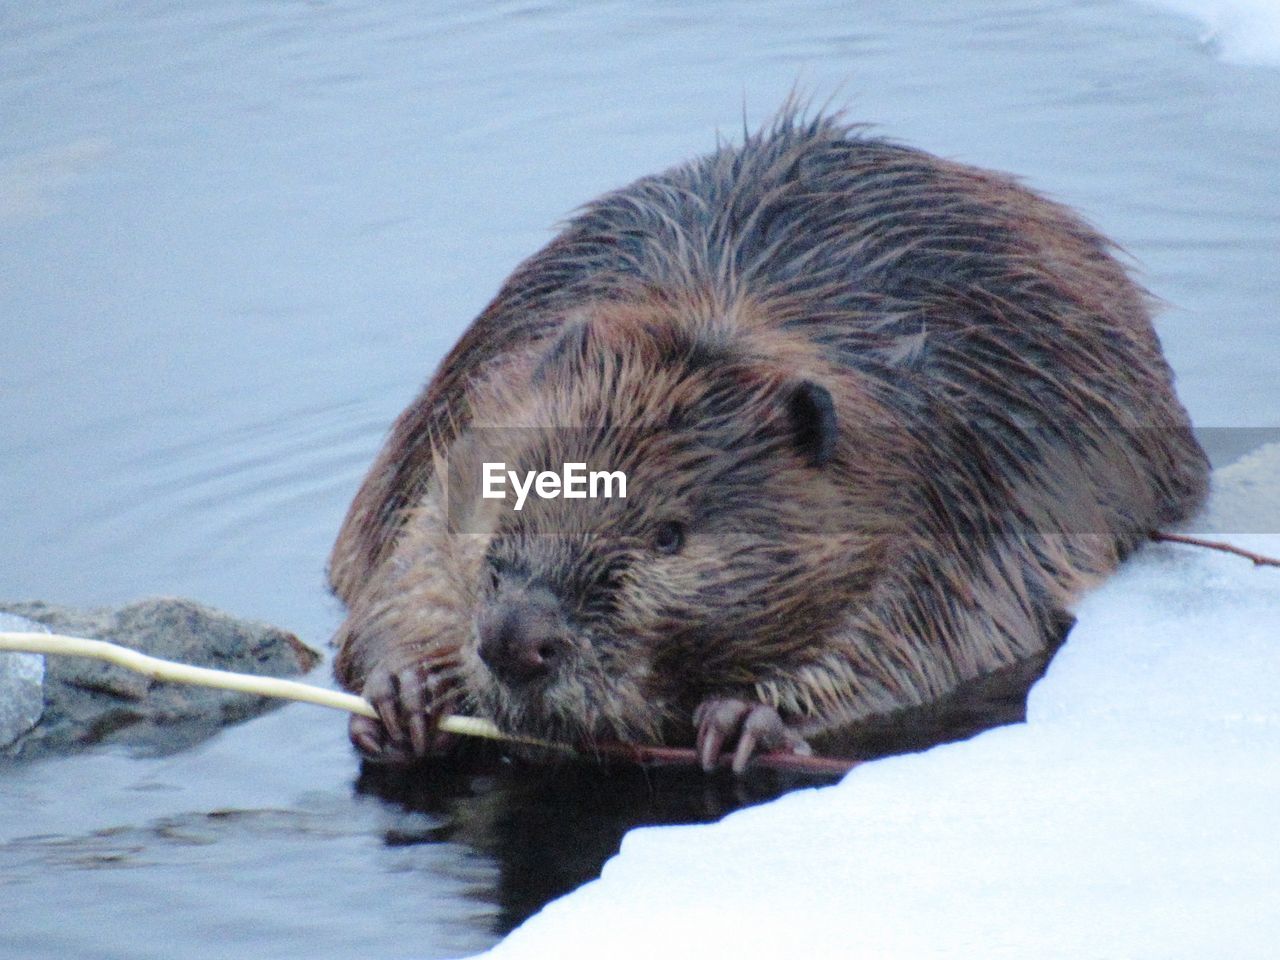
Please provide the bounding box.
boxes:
[653,521,685,555]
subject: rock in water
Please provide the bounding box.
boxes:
[0,613,47,749]
[0,597,320,761]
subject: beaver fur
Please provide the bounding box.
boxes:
[329,110,1209,770]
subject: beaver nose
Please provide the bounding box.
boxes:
[477,595,569,686]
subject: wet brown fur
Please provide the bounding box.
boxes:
[329,109,1208,750]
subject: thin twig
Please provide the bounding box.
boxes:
[0,631,855,776]
[1150,531,1280,568]
[587,740,858,776]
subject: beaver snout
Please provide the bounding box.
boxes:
[476,585,571,686]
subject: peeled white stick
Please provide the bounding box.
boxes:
[0,631,506,743]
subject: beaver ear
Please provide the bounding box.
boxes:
[787,380,838,468]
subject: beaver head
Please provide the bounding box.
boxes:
[436,297,906,746]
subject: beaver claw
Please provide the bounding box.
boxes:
[693,698,812,774]
[350,660,460,763]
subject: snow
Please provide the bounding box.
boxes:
[477,445,1280,960]
[1140,0,1280,64]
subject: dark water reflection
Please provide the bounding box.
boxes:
[3,0,1279,957]
[355,751,825,936]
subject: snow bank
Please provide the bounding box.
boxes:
[478,445,1280,960]
[1140,0,1280,65]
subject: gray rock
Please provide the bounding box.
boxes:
[0,613,47,749]
[0,597,321,761]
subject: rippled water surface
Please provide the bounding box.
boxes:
[2,2,1278,957]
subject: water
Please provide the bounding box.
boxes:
[2,1,1277,957]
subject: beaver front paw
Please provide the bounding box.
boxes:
[693,697,812,774]
[350,660,461,763]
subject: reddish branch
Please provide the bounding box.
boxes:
[1150,531,1280,568]
[585,740,860,777]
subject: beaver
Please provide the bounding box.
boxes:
[329,110,1209,772]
